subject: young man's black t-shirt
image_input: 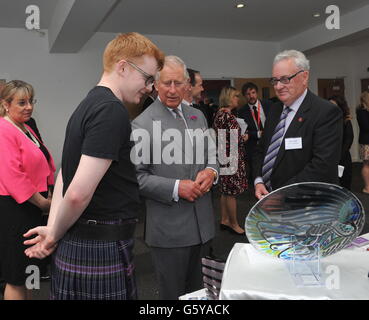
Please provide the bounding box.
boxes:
[61,86,140,220]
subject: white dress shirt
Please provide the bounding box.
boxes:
[248,99,266,129]
[161,101,218,201]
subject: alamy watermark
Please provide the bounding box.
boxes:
[25,5,40,30]
[131,123,239,175]
[25,265,40,290]
[325,5,340,30]
[325,265,340,290]
[24,4,340,32]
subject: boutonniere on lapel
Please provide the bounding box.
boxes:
[190,115,197,120]
[298,117,304,123]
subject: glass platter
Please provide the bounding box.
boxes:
[245,183,365,260]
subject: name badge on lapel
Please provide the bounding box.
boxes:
[285,137,302,150]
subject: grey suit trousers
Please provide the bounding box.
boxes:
[150,241,211,300]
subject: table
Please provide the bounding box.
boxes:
[219,235,369,300]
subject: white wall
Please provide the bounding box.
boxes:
[0,28,279,167]
[351,40,369,97]
[147,34,279,78]
[0,28,109,168]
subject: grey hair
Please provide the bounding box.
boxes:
[155,55,189,81]
[273,50,310,71]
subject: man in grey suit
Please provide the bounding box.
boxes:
[131,56,218,300]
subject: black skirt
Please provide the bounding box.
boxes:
[0,195,46,286]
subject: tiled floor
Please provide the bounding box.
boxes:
[2,163,369,300]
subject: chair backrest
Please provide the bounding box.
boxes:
[201,257,226,300]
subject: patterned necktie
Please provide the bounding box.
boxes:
[172,108,187,130]
[252,105,263,130]
[262,106,291,191]
[172,108,193,164]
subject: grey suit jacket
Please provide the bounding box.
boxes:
[131,99,218,248]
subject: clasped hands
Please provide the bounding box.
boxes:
[178,168,216,202]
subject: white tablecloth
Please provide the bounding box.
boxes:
[179,288,214,300]
[219,236,369,300]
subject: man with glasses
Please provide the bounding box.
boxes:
[132,55,218,300]
[24,32,164,300]
[253,50,342,200]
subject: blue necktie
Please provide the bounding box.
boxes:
[262,107,291,191]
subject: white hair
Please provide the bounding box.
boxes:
[273,50,310,71]
[155,55,189,80]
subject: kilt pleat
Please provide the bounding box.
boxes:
[50,231,137,300]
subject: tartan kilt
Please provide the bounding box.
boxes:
[50,231,137,300]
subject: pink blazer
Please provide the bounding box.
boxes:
[0,118,56,204]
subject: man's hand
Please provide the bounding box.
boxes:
[23,226,57,259]
[178,180,203,202]
[255,183,269,200]
[195,169,216,194]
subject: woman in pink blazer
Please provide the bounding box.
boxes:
[0,80,55,300]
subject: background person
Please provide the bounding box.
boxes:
[213,86,247,235]
[184,68,214,128]
[238,82,272,184]
[356,91,369,194]
[0,80,55,300]
[328,95,353,190]
[25,117,43,142]
[203,97,218,128]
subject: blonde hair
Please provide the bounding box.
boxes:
[360,91,369,111]
[103,32,165,73]
[0,80,34,117]
[219,86,237,108]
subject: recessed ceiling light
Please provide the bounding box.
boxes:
[236,4,245,8]
[312,13,320,18]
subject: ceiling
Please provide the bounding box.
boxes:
[97,0,369,41]
[0,0,368,52]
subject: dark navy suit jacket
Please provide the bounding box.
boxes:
[252,90,342,190]
[238,99,272,161]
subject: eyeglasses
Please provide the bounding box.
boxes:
[127,61,155,87]
[270,70,304,86]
